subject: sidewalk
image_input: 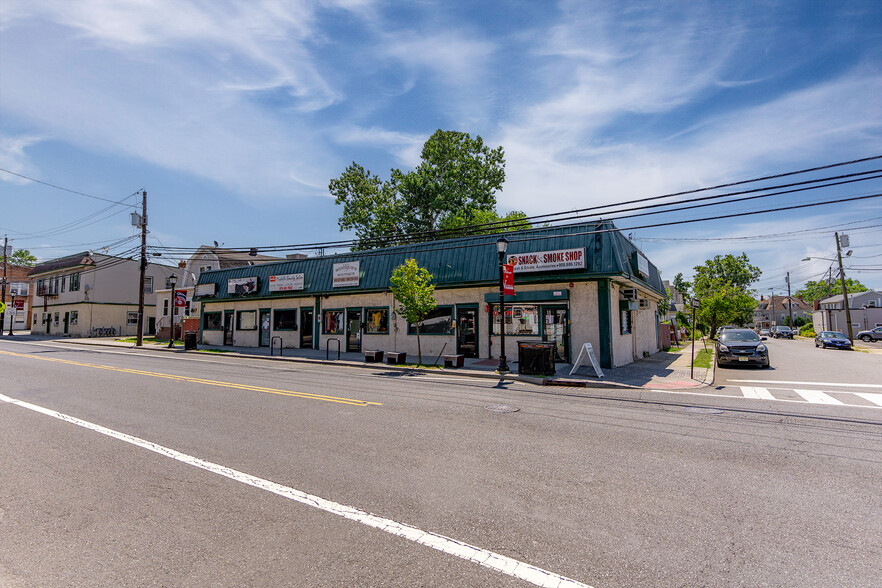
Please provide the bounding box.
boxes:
[6,333,714,391]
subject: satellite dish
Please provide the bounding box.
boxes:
[213,241,219,247]
[84,284,91,291]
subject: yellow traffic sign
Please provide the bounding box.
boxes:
[0,301,6,313]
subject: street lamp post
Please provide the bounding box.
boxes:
[167,274,177,348]
[496,236,509,373]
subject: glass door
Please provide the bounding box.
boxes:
[542,306,569,362]
[300,308,314,348]
[346,309,362,352]
[456,306,478,357]
[259,310,271,347]
[223,311,234,345]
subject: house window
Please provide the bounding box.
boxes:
[408,307,453,335]
[492,304,540,336]
[127,312,139,326]
[70,311,78,325]
[61,276,66,293]
[33,313,37,325]
[37,279,45,295]
[364,308,389,334]
[323,309,344,334]
[54,312,59,325]
[70,273,81,291]
[237,310,257,330]
[144,276,153,294]
[163,299,169,316]
[203,312,222,330]
[274,309,298,331]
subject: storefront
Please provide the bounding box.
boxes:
[194,220,665,368]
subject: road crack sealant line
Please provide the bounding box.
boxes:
[0,392,593,588]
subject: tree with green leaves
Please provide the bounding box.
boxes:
[8,248,37,267]
[691,253,761,338]
[331,129,518,250]
[389,259,437,365]
[795,278,867,303]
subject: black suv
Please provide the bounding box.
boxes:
[773,326,793,339]
[716,329,770,368]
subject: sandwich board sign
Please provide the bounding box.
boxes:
[569,342,604,378]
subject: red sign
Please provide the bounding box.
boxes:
[502,264,515,295]
[13,299,25,310]
[174,289,187,307]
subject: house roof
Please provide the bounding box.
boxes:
[195,220,666,302]
[28,252,94,277]
[819,290,882,305]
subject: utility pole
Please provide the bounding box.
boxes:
[835,232,854,341]
[786,272,793,328]
[136,191,147,347]
[769,289,775,330]
[1,235,7,335]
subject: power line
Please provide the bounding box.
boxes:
[0,168,142,208]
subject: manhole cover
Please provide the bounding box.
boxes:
[484,405,520,413]
[683,406,724,414]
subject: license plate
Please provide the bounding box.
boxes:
[738,356,749,362]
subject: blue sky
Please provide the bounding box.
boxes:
[2,0,881,294]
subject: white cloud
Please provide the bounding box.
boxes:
[0,134,44,184]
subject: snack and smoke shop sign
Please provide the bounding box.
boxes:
[506,248,585,273]
[269,273,305,292]
[333,261,360,287]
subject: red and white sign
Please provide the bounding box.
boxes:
[174,289,187,307]
[13,299,25,310]
[502,264,515,295]
[269,273,304,292]
[506,248,585,273]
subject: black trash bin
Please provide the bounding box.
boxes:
[184,331,198,350]
[518,341,556,376]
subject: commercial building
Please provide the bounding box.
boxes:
[812,290,882,334]
[194,221,665,369]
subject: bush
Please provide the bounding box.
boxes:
[800,324,816,337]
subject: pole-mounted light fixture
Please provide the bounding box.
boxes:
[167,274,177,348]
[496,237,509,373]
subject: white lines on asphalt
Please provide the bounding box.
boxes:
[792,389,844,405]
[740,387,776,400]
[730,379,882,389]
[0,393,591,588]
[855,393,882,407]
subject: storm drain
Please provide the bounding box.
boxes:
[484,405,520,414]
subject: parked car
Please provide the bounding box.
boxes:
[856,326,882,342]
[814,331,852,350]
[773,326,793,339]
[759,328,770,337]
[715,328,770,368]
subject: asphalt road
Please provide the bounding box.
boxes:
[2,338,881,587]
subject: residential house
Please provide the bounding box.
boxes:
[812,290,882,335]
[753,296,813,329]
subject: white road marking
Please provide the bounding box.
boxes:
[647,389,882,410]
[793,389,844,405]
[855,392,882,407]
[740,387,776,400]
[730,379,882,389]
[0,393,591,588]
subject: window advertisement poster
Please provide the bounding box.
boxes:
[227,276,258,295]
[333,261,360,288]
[269,273,305,292]
[506,248,585,273]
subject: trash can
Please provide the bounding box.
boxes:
[517,341,556,376]
[184,331,198,350]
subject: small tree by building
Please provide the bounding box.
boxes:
[389,259,437,365]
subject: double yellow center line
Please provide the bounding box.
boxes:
[0,350,382,407]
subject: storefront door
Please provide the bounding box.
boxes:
[456,306,478,357]
[223,311,234,345]
[259,310,271,347]
[346,309,362,352]
[542,306,569,362]
[63,312,69,334]
[300,308,314,349]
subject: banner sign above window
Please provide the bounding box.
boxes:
[333,262,360,288]
[227,276,258,295]
[506,248,585,273]
[195,283,216,296]
[269,273,305,292]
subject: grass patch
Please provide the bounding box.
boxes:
[197,348,233,354]
[693,348,712,369]
[116,337,179,345]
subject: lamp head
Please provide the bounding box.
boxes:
[496,236,508,255]
[169,274,177,287]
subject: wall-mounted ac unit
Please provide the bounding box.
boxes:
[621,288,638,300]
[638,298,651,309]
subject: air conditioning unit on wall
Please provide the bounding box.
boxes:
[638,298,651,309]
[621,288,638,300]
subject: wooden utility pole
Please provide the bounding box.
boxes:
[136,190,147,347]
[786,272,793,328]
[835,232,854,340]
[1,235,7,334]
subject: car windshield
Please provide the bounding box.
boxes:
[821,332,846,338]
[720,331,760,342]
[778,327,791,331]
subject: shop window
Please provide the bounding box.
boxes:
[127,312,139,326]
[323,309,344,334]
[203,312,222,330]
[70,311,78,325]
[274,309,298,331]
[365,308,389,334]
[237,310,257,330]
[492,304,540,336]
[409,307,453,335]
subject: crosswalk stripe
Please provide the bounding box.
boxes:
[740,386,776,400]
[855,392,882,407]
[793,389,844,405]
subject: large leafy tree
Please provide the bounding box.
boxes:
[331,130,517,250]
[795,278,867,303]
[389,259,437,365]
[691,253,761,338]
[8,248,37,267]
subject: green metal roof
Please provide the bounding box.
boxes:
[195,220,665,302]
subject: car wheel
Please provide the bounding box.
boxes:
[862,335,872,342]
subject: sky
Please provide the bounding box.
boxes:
[2,0,881,295]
